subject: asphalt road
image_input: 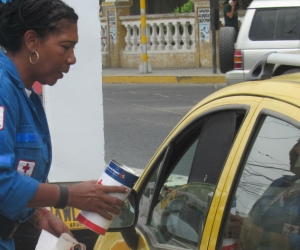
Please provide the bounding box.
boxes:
[103,83,226,170]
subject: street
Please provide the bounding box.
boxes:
[103,83,225,170]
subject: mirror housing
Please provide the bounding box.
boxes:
[107,189,139,232]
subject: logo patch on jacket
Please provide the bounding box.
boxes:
[17,160,36,176]
[282,223,299,235]
[0,106,4,130]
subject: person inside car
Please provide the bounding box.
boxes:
[225,139,300,250]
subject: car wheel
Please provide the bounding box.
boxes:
[218,27,236,73]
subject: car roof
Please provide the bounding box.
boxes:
[193,73,300,111]
[249,0,300,8]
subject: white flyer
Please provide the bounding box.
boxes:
[35,230,86,250]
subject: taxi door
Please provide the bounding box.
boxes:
[94,95,262,250]
[209,98,300,250]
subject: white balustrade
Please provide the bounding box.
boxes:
[100,12,245,53]
[100,11,246,63]
[119,13,195,54]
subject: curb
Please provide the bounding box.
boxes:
[103,75,226,84]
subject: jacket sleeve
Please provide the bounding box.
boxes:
[0,90,39,220]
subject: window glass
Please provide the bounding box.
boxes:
[249,8,300,41]
[249,9,276,41]
[138,139,199,225]
[138,157,164,224]
[276,9,300,40]
[222,116,300,250]
[140,111,245,249]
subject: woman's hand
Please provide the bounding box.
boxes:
[225,213,264,244]
[36,210,73,238]
[225,214,243,238]
[68,180,129,220]
[225,214,260,239]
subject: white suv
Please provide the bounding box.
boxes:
[225,0,300,85]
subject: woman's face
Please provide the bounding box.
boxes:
[34,22,78,86]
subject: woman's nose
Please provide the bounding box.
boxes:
[68,50,76,65]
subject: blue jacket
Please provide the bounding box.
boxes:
[250,175,300,250]
[0,51,52,222]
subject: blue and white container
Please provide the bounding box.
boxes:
[77,160,139,235]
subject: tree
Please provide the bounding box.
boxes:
[173,0,194,13]
[166,0,190,13]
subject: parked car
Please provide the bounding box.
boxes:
[222,0,300,84]
[93,53,300,250]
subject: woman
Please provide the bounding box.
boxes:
[0,0,128,249]
[223,0,239,36]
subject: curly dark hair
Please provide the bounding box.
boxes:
[0,0,78,52]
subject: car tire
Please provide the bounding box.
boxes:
[218,27,236,73]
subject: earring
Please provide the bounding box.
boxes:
[29,51,39,65]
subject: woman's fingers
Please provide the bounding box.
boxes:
[68,182,130,216]
[97,184,129,194]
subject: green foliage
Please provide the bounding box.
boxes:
[173,0,194,13]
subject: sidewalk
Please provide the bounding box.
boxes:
[102,67,226,84]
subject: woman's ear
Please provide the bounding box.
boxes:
[24,30,38,52]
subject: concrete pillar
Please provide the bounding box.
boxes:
[102,1,133,67]
[192,0,213,67]
[139,0,152,73]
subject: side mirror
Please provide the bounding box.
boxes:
[107,189,139,232]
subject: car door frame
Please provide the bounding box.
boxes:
[210,98,300,250]
[133,96,263,250]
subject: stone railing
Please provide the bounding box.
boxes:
[100,10,246,68]
[101,13,198,68]
[120,13,195,53]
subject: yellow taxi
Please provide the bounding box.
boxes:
[94,71,300,250]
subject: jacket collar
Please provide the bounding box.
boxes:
[0,50,29,90]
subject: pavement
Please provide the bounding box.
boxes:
[102,67,226,84]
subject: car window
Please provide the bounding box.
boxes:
[138,110,246,249]
[249,8,300,41]
[221,116,300,250]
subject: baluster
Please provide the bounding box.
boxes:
[157,23,165,51]
[146,23,152,51]
[132,24,139,51]
[136,24,141,51]
[173,21,182,50]
[182,21,191,50]
[150,23,159,51]
[165,22,174,51]
[124,24,132,51]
